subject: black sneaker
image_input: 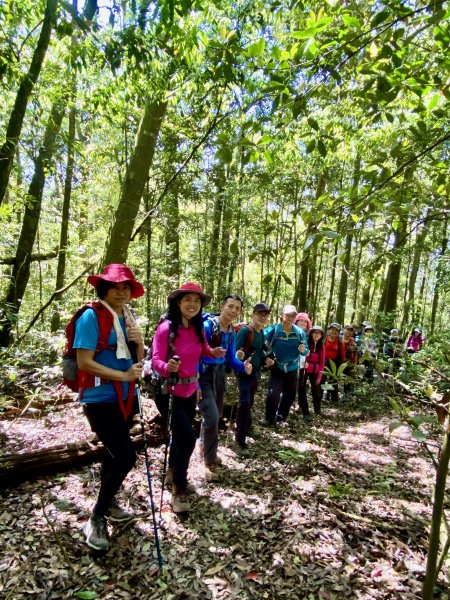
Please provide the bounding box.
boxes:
[108,499,135,523]
[83,515,109,551]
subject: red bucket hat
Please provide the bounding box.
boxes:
[167,282,211,306]
[87,264,145,299]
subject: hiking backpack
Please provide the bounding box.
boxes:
[62,302,114,392]
[233,323,255,355]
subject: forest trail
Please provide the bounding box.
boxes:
[0,379,439,599]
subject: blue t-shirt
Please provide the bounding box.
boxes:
[264,323,308,372]
[73,308,133,403]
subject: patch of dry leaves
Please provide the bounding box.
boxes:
[0,377,446,599]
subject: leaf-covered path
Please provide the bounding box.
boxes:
[0,380,440,599]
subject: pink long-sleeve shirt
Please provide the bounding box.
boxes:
[152,320,213,398]
[306,343,326,384]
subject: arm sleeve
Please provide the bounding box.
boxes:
[300,329,309,356]
[201,331,214,358]
[73,309,99,351]
[226,331,245,372]
[316,347,326,384]
[151,322,170,377]
[235,327,249,352]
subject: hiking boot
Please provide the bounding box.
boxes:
[233,441,250,457]
[205,463,220,482]
[262,419,275,427]
[108,499,134,523]
[303,414,312,423]
[83,515,110,551]
[166,467,195,493]
[172,486,191,513]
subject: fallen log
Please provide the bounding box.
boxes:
[0,418,165,489]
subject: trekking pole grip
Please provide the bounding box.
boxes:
[167,355,180,386]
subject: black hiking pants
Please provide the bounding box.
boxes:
[83,399,138,517]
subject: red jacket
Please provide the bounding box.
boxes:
[324,337,346,366]
[342,336,358,364]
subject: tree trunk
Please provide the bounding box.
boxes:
[0,0,57,206]
[381,219,407,328]
[0,419,164,488]
[51,72,77,333]
[402,218,429,331]
[205,166,224,298]
[325,239,339,325]
[164,189,181,285]
[103,98,167,265]
[336,232,353,325]
[297,170,327,311]
[430,219,448,334]
[422,429,450,600]
[0,98,66,346]
[218,192,232,300]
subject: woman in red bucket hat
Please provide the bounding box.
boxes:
[151,282,225,514]
[73,263,145,551]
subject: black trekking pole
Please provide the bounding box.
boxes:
[131,343,164,571]
[160,356,179,513]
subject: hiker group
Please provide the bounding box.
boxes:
[69,263,425,552]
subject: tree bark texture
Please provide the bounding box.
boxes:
[430,219,448,334]
[103,98,167,265]
[422,430,450,600]
[0,0,57,206]
[0,99,66,346]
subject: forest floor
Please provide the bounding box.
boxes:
[0,373,446,600]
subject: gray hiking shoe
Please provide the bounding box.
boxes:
[172,486,191,513]
[205,463,220,482]
[108,499,134,523]
[83,515,109,551]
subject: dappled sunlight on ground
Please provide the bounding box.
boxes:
[0,379,444,598]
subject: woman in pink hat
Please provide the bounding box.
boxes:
[152,282,225,514]
[295,312,312,414]
[73,263,145,551]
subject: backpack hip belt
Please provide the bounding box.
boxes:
[276,358,299,372]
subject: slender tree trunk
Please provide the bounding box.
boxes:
[430,219,448,334]
[381,219,407,328]
[103,98,167,265]
[402,218,428,331]
[297,171,327,311]
[336,232,352,325]
[336,154,360,324]
[218,178,232,299]
[422,430,450,599]
[0,0,57,205]
[0,99,66,346]
[205,166,224,298]
[325,239,339,325]
[164,189,181,286]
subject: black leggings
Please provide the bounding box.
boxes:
[83,400,137,517]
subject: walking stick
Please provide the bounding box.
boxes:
[160,356,179,513]
[131,343,163,570]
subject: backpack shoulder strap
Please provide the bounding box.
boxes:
[88,302,115,352]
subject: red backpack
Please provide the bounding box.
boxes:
[233,323,255,354]
[62,302,114,393]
